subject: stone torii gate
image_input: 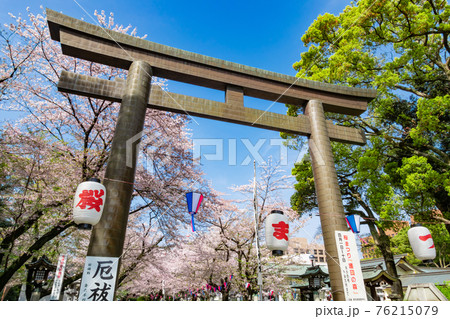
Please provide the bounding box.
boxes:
[46,9,377,301]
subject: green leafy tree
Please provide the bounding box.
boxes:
[286,0,449,229]
[291,143,405,299]
[286,0,450,299]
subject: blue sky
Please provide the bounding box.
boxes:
[1,0,356,240]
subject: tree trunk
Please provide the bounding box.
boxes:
[0,209,44,267]
[377,229,404,301]
[0,220,75,292]
[117,236,164,286]
[0,201,64,269]
[350,188,404,300]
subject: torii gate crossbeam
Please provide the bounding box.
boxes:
[46,8,377,301]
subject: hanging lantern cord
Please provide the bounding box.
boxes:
[191,213,196,232]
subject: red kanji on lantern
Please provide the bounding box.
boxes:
[76,189,105,212]
[272,221,289,241]
[408,224,436,261]
[419,234,435,248]
[73,178,106,229]
[265,210,289,256]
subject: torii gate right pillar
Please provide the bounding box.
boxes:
[306,100,348,301]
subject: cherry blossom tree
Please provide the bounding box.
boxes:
[0,19,39,102]
[0,8,306,301]
[0,7,209,295]
[220,158,306,300]
[120,159,308,300]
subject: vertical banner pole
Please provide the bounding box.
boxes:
[50,254,67,301]
[253,161,263,300]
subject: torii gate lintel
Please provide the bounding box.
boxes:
[57,70,367,145]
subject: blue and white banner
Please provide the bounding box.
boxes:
[346,214,361,233]
[185,192,203,231]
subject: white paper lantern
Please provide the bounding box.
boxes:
[73,178,106,229]
[408,224,436,261]
[265,210,289,256]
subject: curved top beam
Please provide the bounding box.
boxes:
[46,8,377,115]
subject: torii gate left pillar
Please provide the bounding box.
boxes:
[87,61,152,259]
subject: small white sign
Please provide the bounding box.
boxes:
[79,256,119,301]
[50,254,67,301]
[335,231,367,301]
